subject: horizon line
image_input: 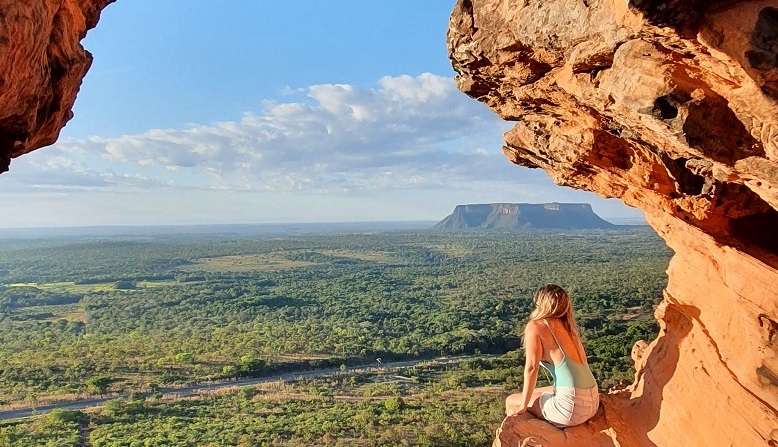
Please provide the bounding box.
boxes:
[0,217,649,232]
[0,219,441,231]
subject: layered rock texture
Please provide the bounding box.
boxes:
[434,202,616,230]
[448,0,778,446]
[0,0,113,173]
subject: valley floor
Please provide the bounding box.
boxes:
[1,355,514,447]
[0,355,487,420]
[0,229,669,445]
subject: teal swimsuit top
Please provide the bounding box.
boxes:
[539,320,597,389]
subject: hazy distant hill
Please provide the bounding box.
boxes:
[433,203,616,231]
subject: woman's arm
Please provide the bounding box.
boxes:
[515,322,543,414]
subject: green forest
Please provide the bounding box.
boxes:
[0,228,670,446]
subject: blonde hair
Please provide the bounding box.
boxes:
[529,284,583,350]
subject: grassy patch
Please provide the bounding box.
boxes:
[421,244,472,258]
[182,254,316,272]
[8,281,116,293]
[12,304,86,323]
[319,249,396,263]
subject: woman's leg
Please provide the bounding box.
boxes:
[505,392,524,416]
[527,386,554,417]
[505,386,554,417]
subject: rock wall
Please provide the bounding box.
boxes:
[0,0,113,173]
[448,1,778,445]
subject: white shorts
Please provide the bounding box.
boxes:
[539,386,599,427]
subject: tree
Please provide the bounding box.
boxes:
[175,352,194,364]
[47,409,87,424]
[222,365,238,378]
[238,355,266,375]
[85,376,112,397]
[383,396,404,412]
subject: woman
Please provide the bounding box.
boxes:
[505,284,599,427]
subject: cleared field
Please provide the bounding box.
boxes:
[7,279,180,293]
[11,305,83,323]
[319,249,396,263]
[423,243,472,258]
[8,281,116,293]
[182,254,316,272]
[135,280,179,288]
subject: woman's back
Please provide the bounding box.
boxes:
[539,318,586,364]
[536,318,597,390]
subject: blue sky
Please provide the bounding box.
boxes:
[0,0,641,227]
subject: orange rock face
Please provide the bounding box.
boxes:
[0,0,113,172]
[448,1,778,446]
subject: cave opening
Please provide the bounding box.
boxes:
[730,208,778,259]
[592,129,635,170]
[682,93,765,164]
[652,96,678,120]
[711,182,778,265]
[663,156,708,196]
[747,7,778,70]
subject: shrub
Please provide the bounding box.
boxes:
[383,397,404,412]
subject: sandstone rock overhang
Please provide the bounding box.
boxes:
[448,0,778,446]
[0,0,115,173]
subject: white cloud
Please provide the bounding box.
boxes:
[4,73,546,194]
[2,73,575,202]
[0,145,167,193]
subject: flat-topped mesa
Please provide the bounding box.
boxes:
[448,1,778,446]
[0,0,114,173]
[434,202,616,230]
